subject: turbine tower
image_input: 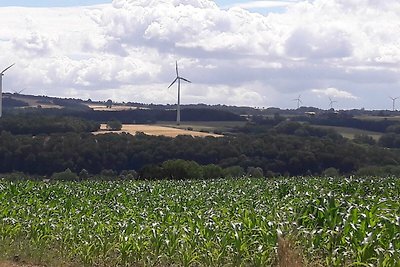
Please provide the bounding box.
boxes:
[293,95,302,109]
[389,96,399,111]
[329,97,337,110]
[0,63,15,118]
[168,61,191,125]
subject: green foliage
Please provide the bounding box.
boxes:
[275,121,302,135]
[79,169,90,180]
[0,125,400,176]
[0,177,398,266]
[0,115,99,135]
[106,99,113,108]
[353,133,376,145]
[356,165,400,176]
[379,133,400,148]
[247,166,264,178]
[161,159,203,180]
[100,169,117,178]
[202,164,223,179]
[51,168,78,181]
[322,167,340,177]
[385,123,400,133]
[223,165,245,178]
[120,170,138,180]
[106,120,122,131]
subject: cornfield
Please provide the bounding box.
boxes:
[0,177,399,266]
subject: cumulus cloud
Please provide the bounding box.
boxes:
[311,87,358,99]
[0,0,400,109]
[284,27,353,59]
[225,1,296,9]
[12,32,54,56]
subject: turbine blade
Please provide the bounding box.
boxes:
[175,61,179,76]
[168,77,178,88]
[180,77,191,83]
[1,63,14,74]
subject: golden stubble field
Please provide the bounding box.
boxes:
[94,124,223,138]
[87,105,144,111]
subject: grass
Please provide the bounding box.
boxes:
[156,121,247,133]
[354,115,400,121]
[312,125,382,140]
[5,95,62,109]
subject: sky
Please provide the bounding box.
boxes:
[0,0,399,110]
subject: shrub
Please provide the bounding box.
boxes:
[353,133,376,145]
[162,160,203,180]
[322,167,340,177]
[223,166,245,178]
[120,170,138,180]
[202,164,223,179]
[247,167,264,178]
[79,169,90,180]
[106,120,122,131]
[51,168,78,181]
[100,169,117,178]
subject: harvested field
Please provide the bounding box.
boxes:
[88,104,140,111]
[94,124,223,137]
[6,96,63,109]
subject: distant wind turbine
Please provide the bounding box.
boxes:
[329,97,338,110]
[389,96,399,111]
[0,63,15,118]
[14,88,25,95]
[293,95,302,109]
[168,61,191,125]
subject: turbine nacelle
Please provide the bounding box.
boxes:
[329,97,338,109]
[168,61,191,88]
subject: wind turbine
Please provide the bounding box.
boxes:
[389,96,399,111]
[0,63,15,118]
[14,88,25,95]
[293,94,302,109]
[329,97,337,110]
[168,61,191,125]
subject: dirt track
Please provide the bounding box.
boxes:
[0,261,43,267]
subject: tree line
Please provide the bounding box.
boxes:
[0,115,99,135]
[6,107,244,123]
[1,125,399,179]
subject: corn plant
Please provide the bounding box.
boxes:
[0,177,398,266]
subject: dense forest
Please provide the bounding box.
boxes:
[6,107,244,123]
[0,113,400,179]
[0,115,99,135]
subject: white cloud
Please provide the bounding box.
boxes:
[311,87,358,99]
[12,32,54,56]
[225,1,295,9]
[0,0,400,109]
